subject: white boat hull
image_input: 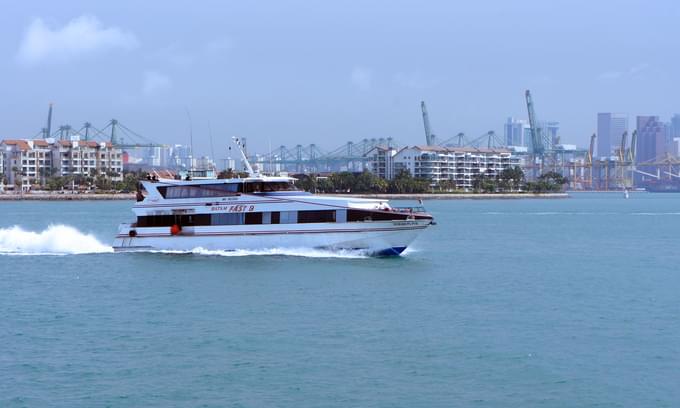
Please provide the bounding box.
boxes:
[112,220,430,256]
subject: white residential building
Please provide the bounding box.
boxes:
[365,146,397,180]
[51,139,123,180]
[0,138,123,190]
[1,139,53,189]
[372,145,520,190]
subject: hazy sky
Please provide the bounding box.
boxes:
[2,0,679,156]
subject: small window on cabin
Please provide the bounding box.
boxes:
[280,211,297,224]
[211,213,245,225]
[298,210,336,223]
[245,212,263,225]
[222,183,240,193]
[271,212,280,224]
[261,182,298,192]
[165,186,183,199]
[189,186,202,198]
[245,183,263,193]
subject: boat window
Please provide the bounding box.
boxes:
[280,211,298,224]
[161,183,242,199]
[261,182,299,192]
[136,214,212,227]
[189,187,202,198]
[135,209,377,228]
[298,210,336,223]
[348,209,410,222]
[179,214,211,226]
[245,212,263,225]
[245,182,262,193]
[211,213,245,225]
[136,215,175,227]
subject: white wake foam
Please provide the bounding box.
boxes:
[0,224,113,255]
[145,247,370,259]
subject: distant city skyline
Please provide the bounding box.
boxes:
[2,1,680,156]
[597,113,628,158]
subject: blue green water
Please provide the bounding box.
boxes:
[1,193,679,407]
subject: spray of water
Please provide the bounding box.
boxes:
[0,225,372,258]
[145,247,370,259]
[0,225,113,255]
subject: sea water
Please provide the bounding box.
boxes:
[1,193,679,407]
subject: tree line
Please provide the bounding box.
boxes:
[1,166,567,194]
[295,170,431,194]
[295,167,568,194]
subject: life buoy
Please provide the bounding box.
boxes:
[170,224,182,235]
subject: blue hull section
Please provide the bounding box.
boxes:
[373,246,407,257]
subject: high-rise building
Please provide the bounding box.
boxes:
[669,114,680,144]
[636,116,666,164]
[597,113,628,158]
[143,145,173,167]
[542,121,560,146]
[171,144,193,168]
[503,118,531,147]
[504,118,559,149]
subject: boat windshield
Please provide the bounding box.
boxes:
[245,181,299,193]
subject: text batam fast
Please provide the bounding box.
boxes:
[210,205,255,212]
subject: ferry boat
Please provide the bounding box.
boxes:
[112,139,434,256]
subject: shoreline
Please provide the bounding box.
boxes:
[0,192,569,201]
[327,193,569,200]
[0,193,136,201]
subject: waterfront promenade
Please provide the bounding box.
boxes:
[0,193,136,200]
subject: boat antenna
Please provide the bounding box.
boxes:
[185,107,194,173]
[268,138,272,175]
[232,136,256,177]
[208,120,216,172]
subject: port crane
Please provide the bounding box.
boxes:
[525,89,555,176]
[586,133,596,188]
[420,101,435,146]
[38,104,166,150]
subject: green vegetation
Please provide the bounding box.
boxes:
[296,170,429,194]
[41,170,138,192]
[472,167,567,193]
[524,171,569,193]
[296,167,567,195]
[472,166,525,193]
[5,166,567,195]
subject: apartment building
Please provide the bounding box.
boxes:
[1,139,53,189]
[51,140,123,180]
[365,146,397,180]
[367,145,520,190]
[0,138,123,190]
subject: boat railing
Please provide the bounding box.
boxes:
[390,206,427,213]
